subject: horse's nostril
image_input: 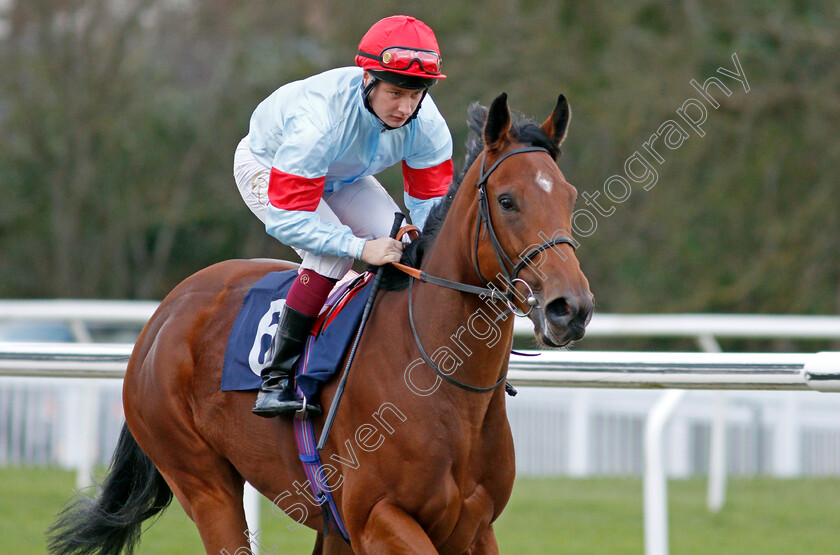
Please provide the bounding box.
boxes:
[545,297,572,325]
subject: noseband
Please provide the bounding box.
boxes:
[396,145,578,394]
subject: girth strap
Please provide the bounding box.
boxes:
[293,336,351,543]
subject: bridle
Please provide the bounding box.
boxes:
[474,146,578,312]
[395,145,577,393]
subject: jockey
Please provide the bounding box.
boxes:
[233,15,453,418]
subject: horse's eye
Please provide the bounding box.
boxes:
[498,194,516,212]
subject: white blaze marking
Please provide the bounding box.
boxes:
[536,170,553,193]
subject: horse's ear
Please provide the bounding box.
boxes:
[484,93,511,151]
[540,94,571,151]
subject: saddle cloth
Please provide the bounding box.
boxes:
[221,269,373,400]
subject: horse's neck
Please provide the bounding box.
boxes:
[421,184,485,289]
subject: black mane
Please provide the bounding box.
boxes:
[379,102,558,291]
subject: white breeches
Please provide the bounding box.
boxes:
[233,135,401,279]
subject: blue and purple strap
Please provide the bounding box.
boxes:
[293,335,351,543]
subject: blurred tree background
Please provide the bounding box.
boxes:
[1,0,838,317]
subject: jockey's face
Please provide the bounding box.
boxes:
[364,73,425,127]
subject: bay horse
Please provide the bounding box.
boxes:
[49,92,593,554]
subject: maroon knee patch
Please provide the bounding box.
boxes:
[285,269,337,317]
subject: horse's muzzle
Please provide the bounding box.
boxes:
[533,291,594,347]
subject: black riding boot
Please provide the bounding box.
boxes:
[252,305,320,418]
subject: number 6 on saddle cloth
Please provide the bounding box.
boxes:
[220,269,375,403]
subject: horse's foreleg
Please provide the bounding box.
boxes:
[466,524,500,555]
[311,532,324,554]
[320,532,355,555]
[354,500,437,554]
[439,485,497,554]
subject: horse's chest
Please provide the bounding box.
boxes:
[422,477,506,553]
[420,448,514,548]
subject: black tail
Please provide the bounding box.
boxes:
[47,423,173,554]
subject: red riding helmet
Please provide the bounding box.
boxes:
[355,15,446,90]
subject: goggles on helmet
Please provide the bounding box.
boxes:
[357,46,442,76]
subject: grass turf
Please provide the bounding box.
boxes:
[5,467,839,553]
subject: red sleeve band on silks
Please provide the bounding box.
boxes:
[402,159,453,200]
[267,167,325,212]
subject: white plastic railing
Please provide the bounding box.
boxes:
[506,350,840,391]
[0,300,156,343]
[514,312,840,340]
[5,300,840,341]
[0,300,159,322]
[0,342,132,377]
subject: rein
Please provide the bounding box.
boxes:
[392,146,577,394]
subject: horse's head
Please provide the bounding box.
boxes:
[471,93,594,347]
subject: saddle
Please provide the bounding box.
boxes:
[220,269,373,400]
